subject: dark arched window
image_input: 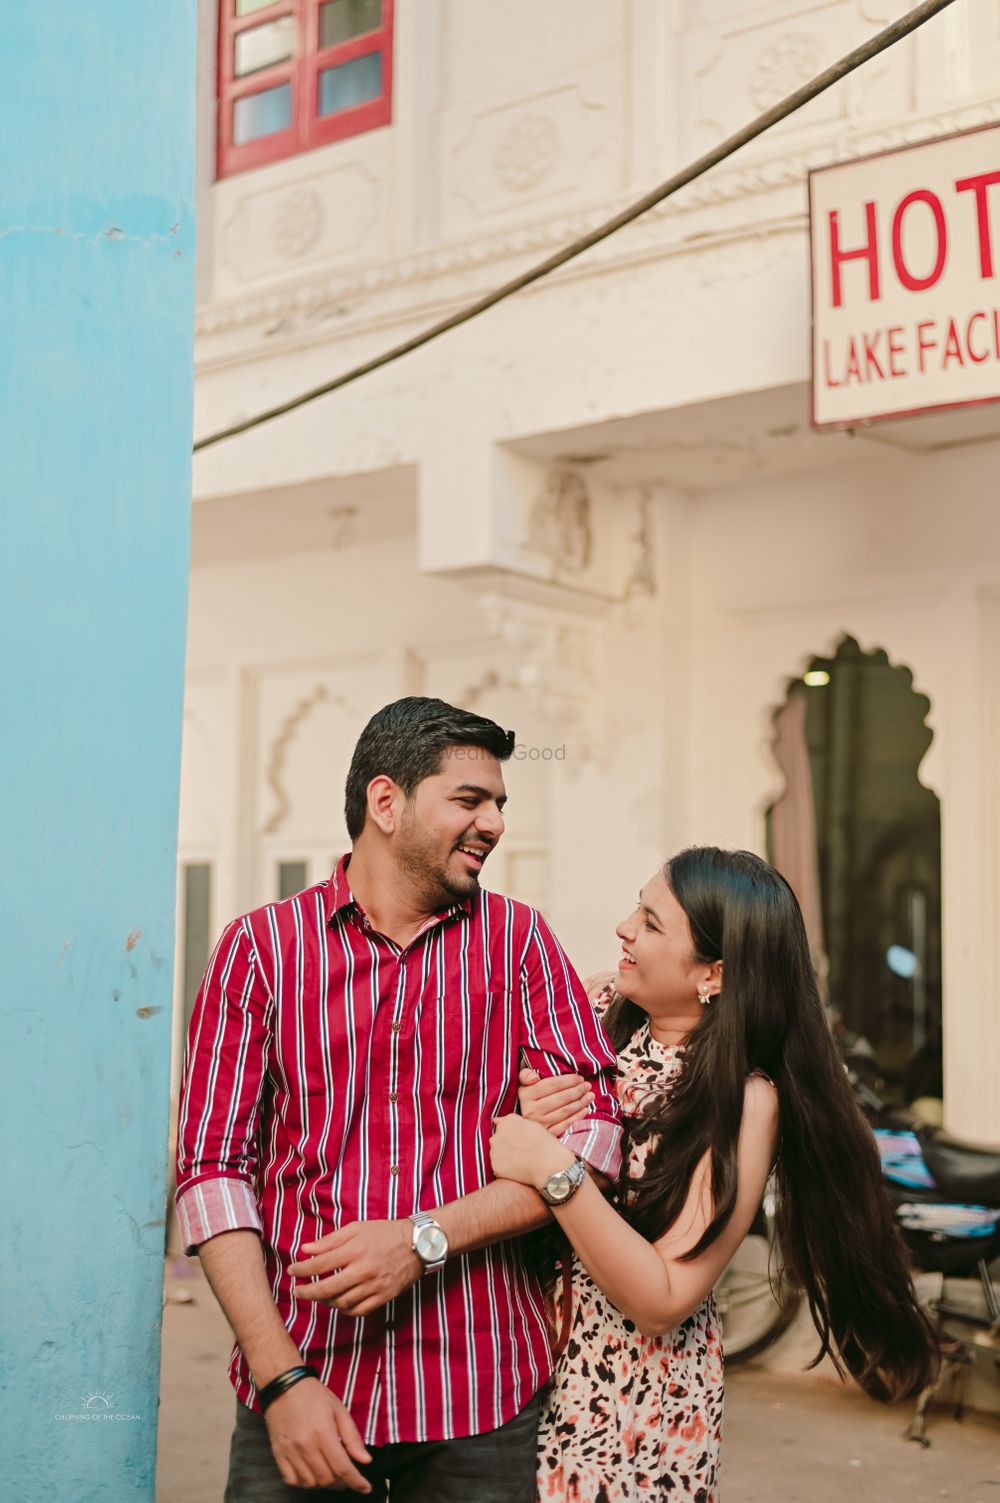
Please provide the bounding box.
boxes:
[767,635,942,1110]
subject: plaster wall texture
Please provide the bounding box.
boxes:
[0,5,196,1499]
[179,0,1000,1145]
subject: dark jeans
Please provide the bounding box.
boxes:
[223,1392,541,1503]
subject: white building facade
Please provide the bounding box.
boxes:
[181,0,1000,1145]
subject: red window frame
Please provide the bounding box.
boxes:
[217,0,393,178]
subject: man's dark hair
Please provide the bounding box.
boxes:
[344,697,515,839]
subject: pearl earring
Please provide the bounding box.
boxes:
[698,985,714,1006]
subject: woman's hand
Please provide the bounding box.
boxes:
[490,1113,574,1187]
[518,1067,594,1135]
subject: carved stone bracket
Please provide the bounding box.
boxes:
[526,468,593,578]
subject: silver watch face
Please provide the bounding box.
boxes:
[415,1223,448,1264]
[545,1171,573,1203]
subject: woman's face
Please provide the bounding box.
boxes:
[615,870,721,1018]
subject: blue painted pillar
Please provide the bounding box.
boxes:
[0,6,196,1499]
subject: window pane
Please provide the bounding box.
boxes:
[182,864,212,1029]
[318,53,381,116]
[235,16,295,77]
[236,0,278,14]
[278,861,308,899]
[233,81,292,143]
[319,0,382,49]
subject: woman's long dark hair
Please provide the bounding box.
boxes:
[604,846,938,1401]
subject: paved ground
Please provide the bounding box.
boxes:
[157,1257,1000,1503]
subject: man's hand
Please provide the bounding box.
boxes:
[288,1220,422,1316]
[263,1377,372,1493]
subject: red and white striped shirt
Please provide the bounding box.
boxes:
[175,857,621,1444]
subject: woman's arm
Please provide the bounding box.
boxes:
[490,1075,779,1336]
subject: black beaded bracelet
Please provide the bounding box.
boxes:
[258,1364,320,1412]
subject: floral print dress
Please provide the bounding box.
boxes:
[536,1021,724,1502]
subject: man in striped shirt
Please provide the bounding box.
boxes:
[176,698,621,1500]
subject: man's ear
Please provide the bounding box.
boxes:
[365,775,403,835]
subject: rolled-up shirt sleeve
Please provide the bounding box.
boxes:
[174,918,272,1254]
[518,911,622,1180]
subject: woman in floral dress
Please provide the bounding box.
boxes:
[491,847,938,1502]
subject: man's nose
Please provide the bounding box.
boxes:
[476,805,505,842]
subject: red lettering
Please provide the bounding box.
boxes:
[892,190,948,292]
[887,325,906,377]
[821,339,842,388]
[845,337,863,384]
[862,329,885,380]
[966,312,989,363]
[917,320,937,373]
[941,318,965,368]
[829,202,880,308]
[954,171,1000,279]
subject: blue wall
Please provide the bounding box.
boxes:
[0,6,196,1498]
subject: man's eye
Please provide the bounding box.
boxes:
[645,920,658,932]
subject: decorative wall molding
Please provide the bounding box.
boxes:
[262,682,347,834]
[195,97,1000,348]
[220,159,382,287]
[748,33,825,111]
[493,114,561,194]
[439,55,624,233]
[625,490,657,601]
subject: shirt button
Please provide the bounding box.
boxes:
[391,1022,401,1033]
[389,1092,398,1103]
[389,1165,399,1176]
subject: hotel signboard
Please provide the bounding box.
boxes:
[810,123,1000,428]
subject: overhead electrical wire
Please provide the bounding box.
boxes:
[194,0,959,453]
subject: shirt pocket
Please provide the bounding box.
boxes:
[414,985,516,1104]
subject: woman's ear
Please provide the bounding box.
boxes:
[704,959,723,999]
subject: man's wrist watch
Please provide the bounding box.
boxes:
[538,1156,587,1207]
[409,1212,449,1272]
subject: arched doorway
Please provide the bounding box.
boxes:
[766,635,942,1109]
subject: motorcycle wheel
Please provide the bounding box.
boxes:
[716,1185,800,1362]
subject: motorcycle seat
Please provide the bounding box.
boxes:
[918,1126,1000,1207]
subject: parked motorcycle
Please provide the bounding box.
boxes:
[852,1063,1000,1442]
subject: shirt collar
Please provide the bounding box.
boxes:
[323,853,472,930]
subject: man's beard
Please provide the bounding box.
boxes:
[396,809,483,907]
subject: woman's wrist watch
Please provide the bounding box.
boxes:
[538,1156,587,1206]
[409,1212,449,1271]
